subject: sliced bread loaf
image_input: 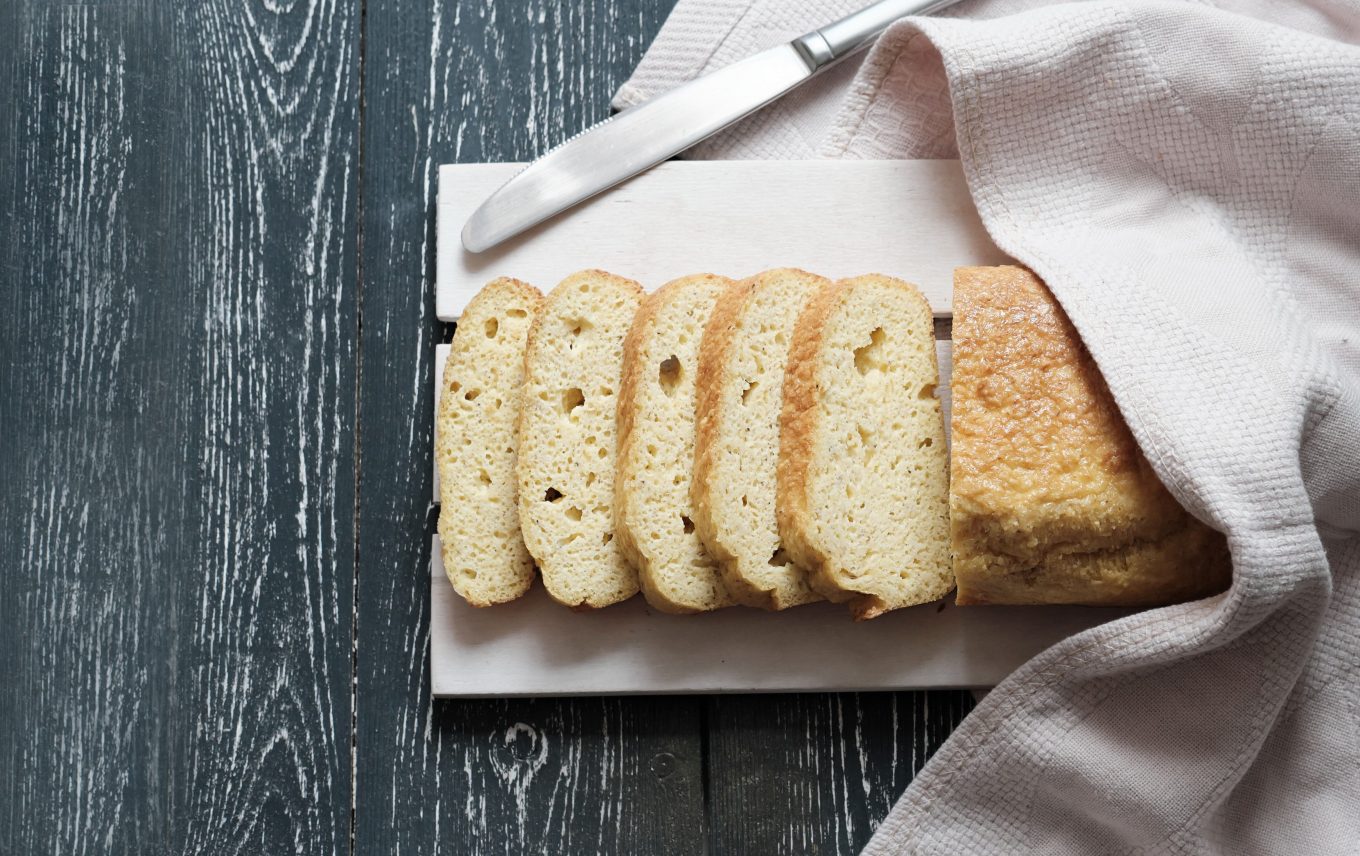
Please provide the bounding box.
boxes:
[950,265,1231,605]
[615,274,734,614]
[517,270,645,609]
[692,268,827,610]
[777,275,952,619]
[436,277,543,606]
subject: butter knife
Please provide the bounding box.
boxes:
[462,0,961,253]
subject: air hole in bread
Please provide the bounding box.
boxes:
[567,318,592,336]
[740,380,758,405]
[560,387,585,416]
[681,516,694,534]
[917,383,937,399]
[918,437,933,448]
[854,327,888,376]
[597,446,607,459]
[646,443,658,456]
[544,487,563,502]
[658,355,682,396]
[478,469,492,486]
[507,308,528,319]
[768,549,791,568]
[484,318,499,338]
[565,506,582,521]
[740,495,748,507]
[602,532,613,545]
[449,380,461,392]
[585,471,597,487]
[464,388,481,401]
[857,425,875,460]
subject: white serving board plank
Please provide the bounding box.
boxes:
[428,158,1119,698]
[430,538,1129,697]
[435,160,1009,320]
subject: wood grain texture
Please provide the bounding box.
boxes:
[355,0,705,853]
[707,692,976,855]
[0,1,357,853]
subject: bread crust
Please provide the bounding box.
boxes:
[614,274,734,613]
[692,269,826,610]
[436,277,544,607]
[950,266,1231,605]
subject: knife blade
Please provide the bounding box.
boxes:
[461,0,961,253]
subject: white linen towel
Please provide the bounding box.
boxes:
[616,2,1360,852]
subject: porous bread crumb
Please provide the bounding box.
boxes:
[517,270,645,609]
[692,268,827,610]
[778,274,953,619]
[614,274,734,614]
[436,277,543,606]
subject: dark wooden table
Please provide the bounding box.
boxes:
[0,1,973,852]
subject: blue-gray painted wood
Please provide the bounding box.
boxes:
[0,1,358,853]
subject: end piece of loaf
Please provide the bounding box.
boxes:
[950,265,1232,605]
[778,275,953,620]
[615,274,734,614]
[436,277,544,606]
[517,270,645,609]
[693,268,827,610]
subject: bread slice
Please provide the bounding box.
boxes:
[436,277,544,606]
[692,268,827,610]
[950,265,1232,605]
[615,275,734,614]
[517,270,645,608]
[777,275,952,619]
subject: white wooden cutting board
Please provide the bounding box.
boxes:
[429,160,1127,698]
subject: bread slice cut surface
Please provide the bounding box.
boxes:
[615,274,734,614]
[777,274,953,619]
[692,268,827,610]
[517,270,645,608]
[436,277,543,606]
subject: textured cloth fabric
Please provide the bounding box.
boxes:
[617,2,1360,852]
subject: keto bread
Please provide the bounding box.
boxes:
[950,265,1232,605]
[517,270,645,609]
[778,275,953,619]
[692,269,827,610]
[436,277,543,606]
[615,275,734,614]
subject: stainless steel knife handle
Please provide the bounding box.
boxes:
[794,0,959,67]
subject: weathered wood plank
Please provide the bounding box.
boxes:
[0,1,358,853]
[706,692,975,855]
[354,0,703,853]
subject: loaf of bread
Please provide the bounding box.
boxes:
[517,270,645,608]
[615,275,734,613]
[778,275,953,619]
[436,277,543,606]
[692,269,827,610]
[950,265,1232,605]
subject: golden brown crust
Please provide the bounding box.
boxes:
[951,266,1231,605]
[614,273,734,613]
